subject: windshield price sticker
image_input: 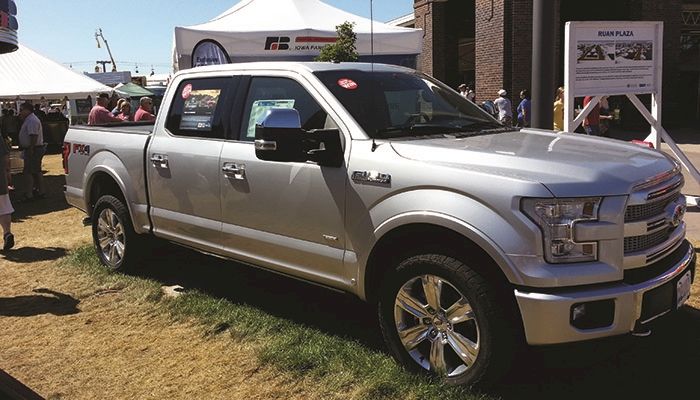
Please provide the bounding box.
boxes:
[182,83,193,99]
[337,78,358,90]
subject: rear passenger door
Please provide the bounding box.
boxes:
[147,76,238,253]
[218,73,349,287]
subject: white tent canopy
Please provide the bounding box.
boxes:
[174,0,422,70]
[0,44,112,100]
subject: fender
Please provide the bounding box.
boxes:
[348,188,537,300]
[84,150,150,234]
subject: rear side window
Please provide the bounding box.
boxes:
[239,77,332,141]
[165,77,233,139]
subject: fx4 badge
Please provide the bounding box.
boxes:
[352,171,391,186]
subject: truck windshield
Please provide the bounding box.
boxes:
[313,70,504,139]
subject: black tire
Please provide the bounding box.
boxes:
[91,195,140,272]
[378,254,519,388]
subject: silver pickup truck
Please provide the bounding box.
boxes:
[64,62,695,387]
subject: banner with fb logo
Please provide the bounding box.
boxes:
[192,40,230,67]
[0,0,18,53]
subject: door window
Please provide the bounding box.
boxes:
[166,77,234,139]
[239,77,336,141]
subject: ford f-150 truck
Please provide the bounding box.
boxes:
[64,62,696,387]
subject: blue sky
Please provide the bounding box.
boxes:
[18,0,414,75]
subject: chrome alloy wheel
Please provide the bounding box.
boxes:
[96,208,125,266]
[394,274,480,377]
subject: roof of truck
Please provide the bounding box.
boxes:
[176,61,415,76]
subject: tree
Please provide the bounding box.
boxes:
[316,21,359,62]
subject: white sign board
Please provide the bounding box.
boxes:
[564,21,664,137]
[566,21,662,96]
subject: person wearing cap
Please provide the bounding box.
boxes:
[88,93,122,125]
[458,84,468,98]
[494,89,513,126]
[458,83,476,102]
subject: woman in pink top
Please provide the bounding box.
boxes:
[133,97,156,122]
[117,102,132,121]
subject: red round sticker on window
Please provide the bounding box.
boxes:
[181,83,193,99]
[337,78,358,90]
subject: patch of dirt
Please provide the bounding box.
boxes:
[1,154,699,400]
[0,155,324,399]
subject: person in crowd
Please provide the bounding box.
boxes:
[598,95,613,137]
[133,97,156,122]
[112,98,127,115]
[459,83,476,102]
[0,132,13,250]
[33,104,47,122]
[553,86,565,131]
[88,93,122,125]
[17,102,46,202]
[494,89,513,126]
[465,83,476,102]
[458,84,468,98]
[582,95,601,136]
[1,108,20,144]
[0,109,7,137]
[117,102,133,121]
[516,89,531,128]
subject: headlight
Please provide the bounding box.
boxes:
[522,197,601,263]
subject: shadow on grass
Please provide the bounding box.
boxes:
[1,247,67,263]
[0,288,79,317]
[127,240,700,398]
[129,240,383,350]
[9,175,70,222]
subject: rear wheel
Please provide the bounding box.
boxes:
[91,195,140,272]
[378,254,518,387]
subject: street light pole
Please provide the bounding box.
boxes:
[531,0,556,129]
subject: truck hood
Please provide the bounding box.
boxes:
[390,129,677,197]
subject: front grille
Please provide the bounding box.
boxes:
[624,229,671,253]
[623,242,691,284]
[625,192,680,222]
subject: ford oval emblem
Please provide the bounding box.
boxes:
[671,204,686,227]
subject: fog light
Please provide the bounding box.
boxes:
[570,299,615,330]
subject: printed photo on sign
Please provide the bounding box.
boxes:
[615,41,653,62]
[247,99,295,138]
[577,42,615,62]
[180,89,222,131]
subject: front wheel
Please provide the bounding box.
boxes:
[91,195,140,272]
[378,254,518,387]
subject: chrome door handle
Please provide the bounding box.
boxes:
[150,154,169,169]
[222,162,246,180]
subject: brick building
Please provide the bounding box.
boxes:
[392,0,700,124]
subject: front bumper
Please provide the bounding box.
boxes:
[515,240,696,345]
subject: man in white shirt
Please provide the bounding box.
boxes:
[18,102,45,201]
[494,89,513,126]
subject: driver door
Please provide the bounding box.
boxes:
[219,74,349,287]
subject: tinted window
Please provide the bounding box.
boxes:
[166,77,232,139]
[314,70,501,139]
[239,77,333,141]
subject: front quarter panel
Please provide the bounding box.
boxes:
[344,141,553,299]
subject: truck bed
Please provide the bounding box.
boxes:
[63,124,153,234]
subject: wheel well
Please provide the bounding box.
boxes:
[364,223,513,305]
[88,172,125,217]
